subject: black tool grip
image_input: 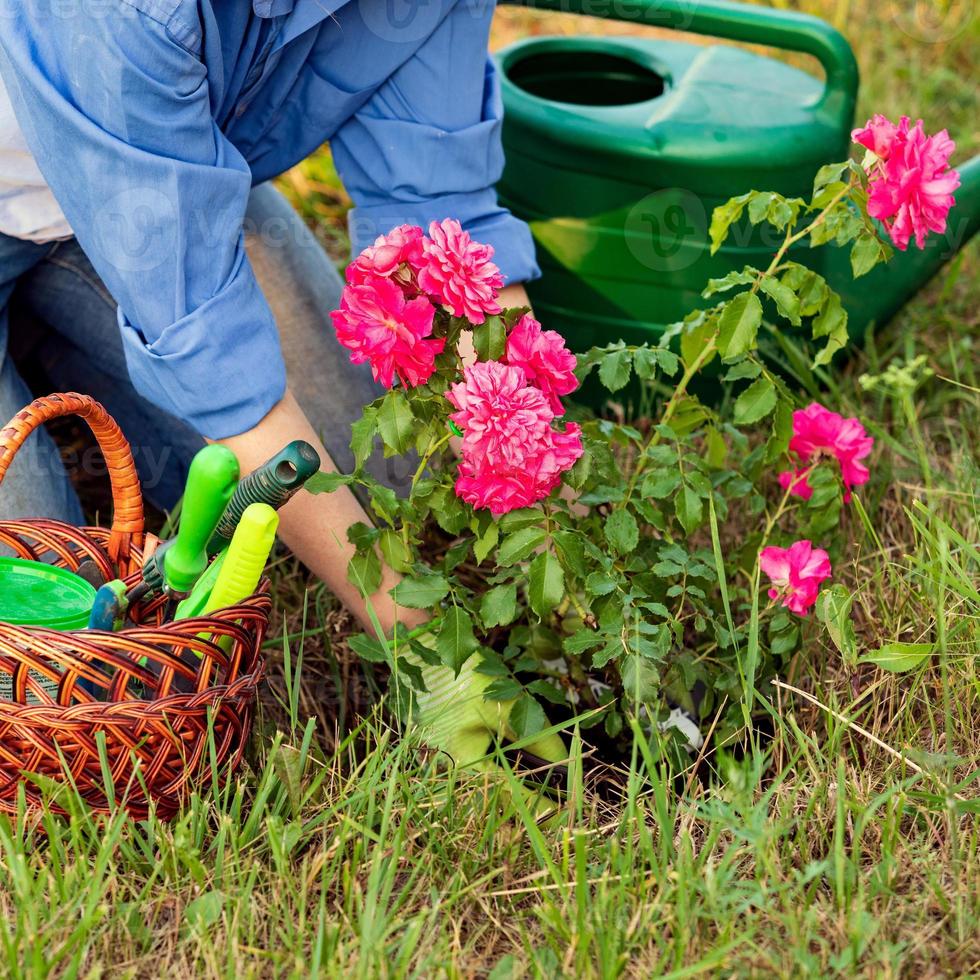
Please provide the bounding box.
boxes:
[208,440,320,553]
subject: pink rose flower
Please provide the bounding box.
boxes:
[347,224,424,287]
[446,360,583,514]
[504,313,579,414]
[760,540,832,616]
[418,219,504,325]
[455,422,583,516]
[446,361,555,469]
[778,402,874,503]
[851,114,902,160]
[852,115,960,251]
[330,275,444,389]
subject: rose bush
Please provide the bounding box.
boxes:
[311,117,959,759]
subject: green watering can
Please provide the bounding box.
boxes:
[495,0,979,359]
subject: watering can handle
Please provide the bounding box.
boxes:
[502,0,858,123]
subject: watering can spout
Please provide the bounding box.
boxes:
[826,153,980,340]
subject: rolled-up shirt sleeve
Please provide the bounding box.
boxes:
[0,7,286,439]
[330,0,540,286]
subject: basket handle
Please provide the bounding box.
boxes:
[0,393,145,567]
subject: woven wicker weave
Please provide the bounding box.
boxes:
[0,393,270,819]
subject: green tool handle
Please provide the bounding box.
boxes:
[162,445,240,596]
[173,551,227,622]
[202,503,279,616]
[207,440,321,555]
[201,503,279,654]
[504,0,858,123]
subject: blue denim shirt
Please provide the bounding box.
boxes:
[0,0,537,437]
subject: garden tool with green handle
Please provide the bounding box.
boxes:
[207,440,320,555]
[139,444,241,600]
[175,502,279,653]
[147,504,278,694]
[82,445,241,637]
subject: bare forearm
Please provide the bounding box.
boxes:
[498,283,530,310]
[215,389,425,635]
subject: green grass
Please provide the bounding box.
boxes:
[3,3,979,976]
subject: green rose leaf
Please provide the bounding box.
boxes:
[681,315,719,370]
[703,268,757,297]
[675,485,704,535]
[759,275,802,326]
[553,530,588,577]
[770,626,800,656]
[850,233,890,278]
[723,360,762,382]
[585,570,618,596]
[498,507,545,533]
[632,346,659,381]
[767,195,804,230]
[498,526,548,566]
[705,426,729,468]
[528,550,565,618]
[526,678,571,707]
[348,632,391,665]
[734,376,777,425]
[708,193,751,255]
[350,407,378,469]
[747,192,774,224]
[621,653,660,703]
[481,582,518,629]
[642,470,682,499]
[653,348,680,376]
[812,161,849,198]
[378,529,412,573]
[815,585,858,667]
[436,606,479,675]
[598,346,633,392]
[564,629,603,654]
[347,548,382,598]
[473,520,499,564]
[305,471,351,494]
[509,694,547,740]
[811,292,849,368]
[473,315,506,361]
[377,389,415,455]
[483,677,523,702]
[390,570,450,609]
[717,292,763,361]
[604,509,640,556]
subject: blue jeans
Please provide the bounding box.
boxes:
[0,184,411,524]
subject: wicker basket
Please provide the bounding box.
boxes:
[0,393,271,820]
